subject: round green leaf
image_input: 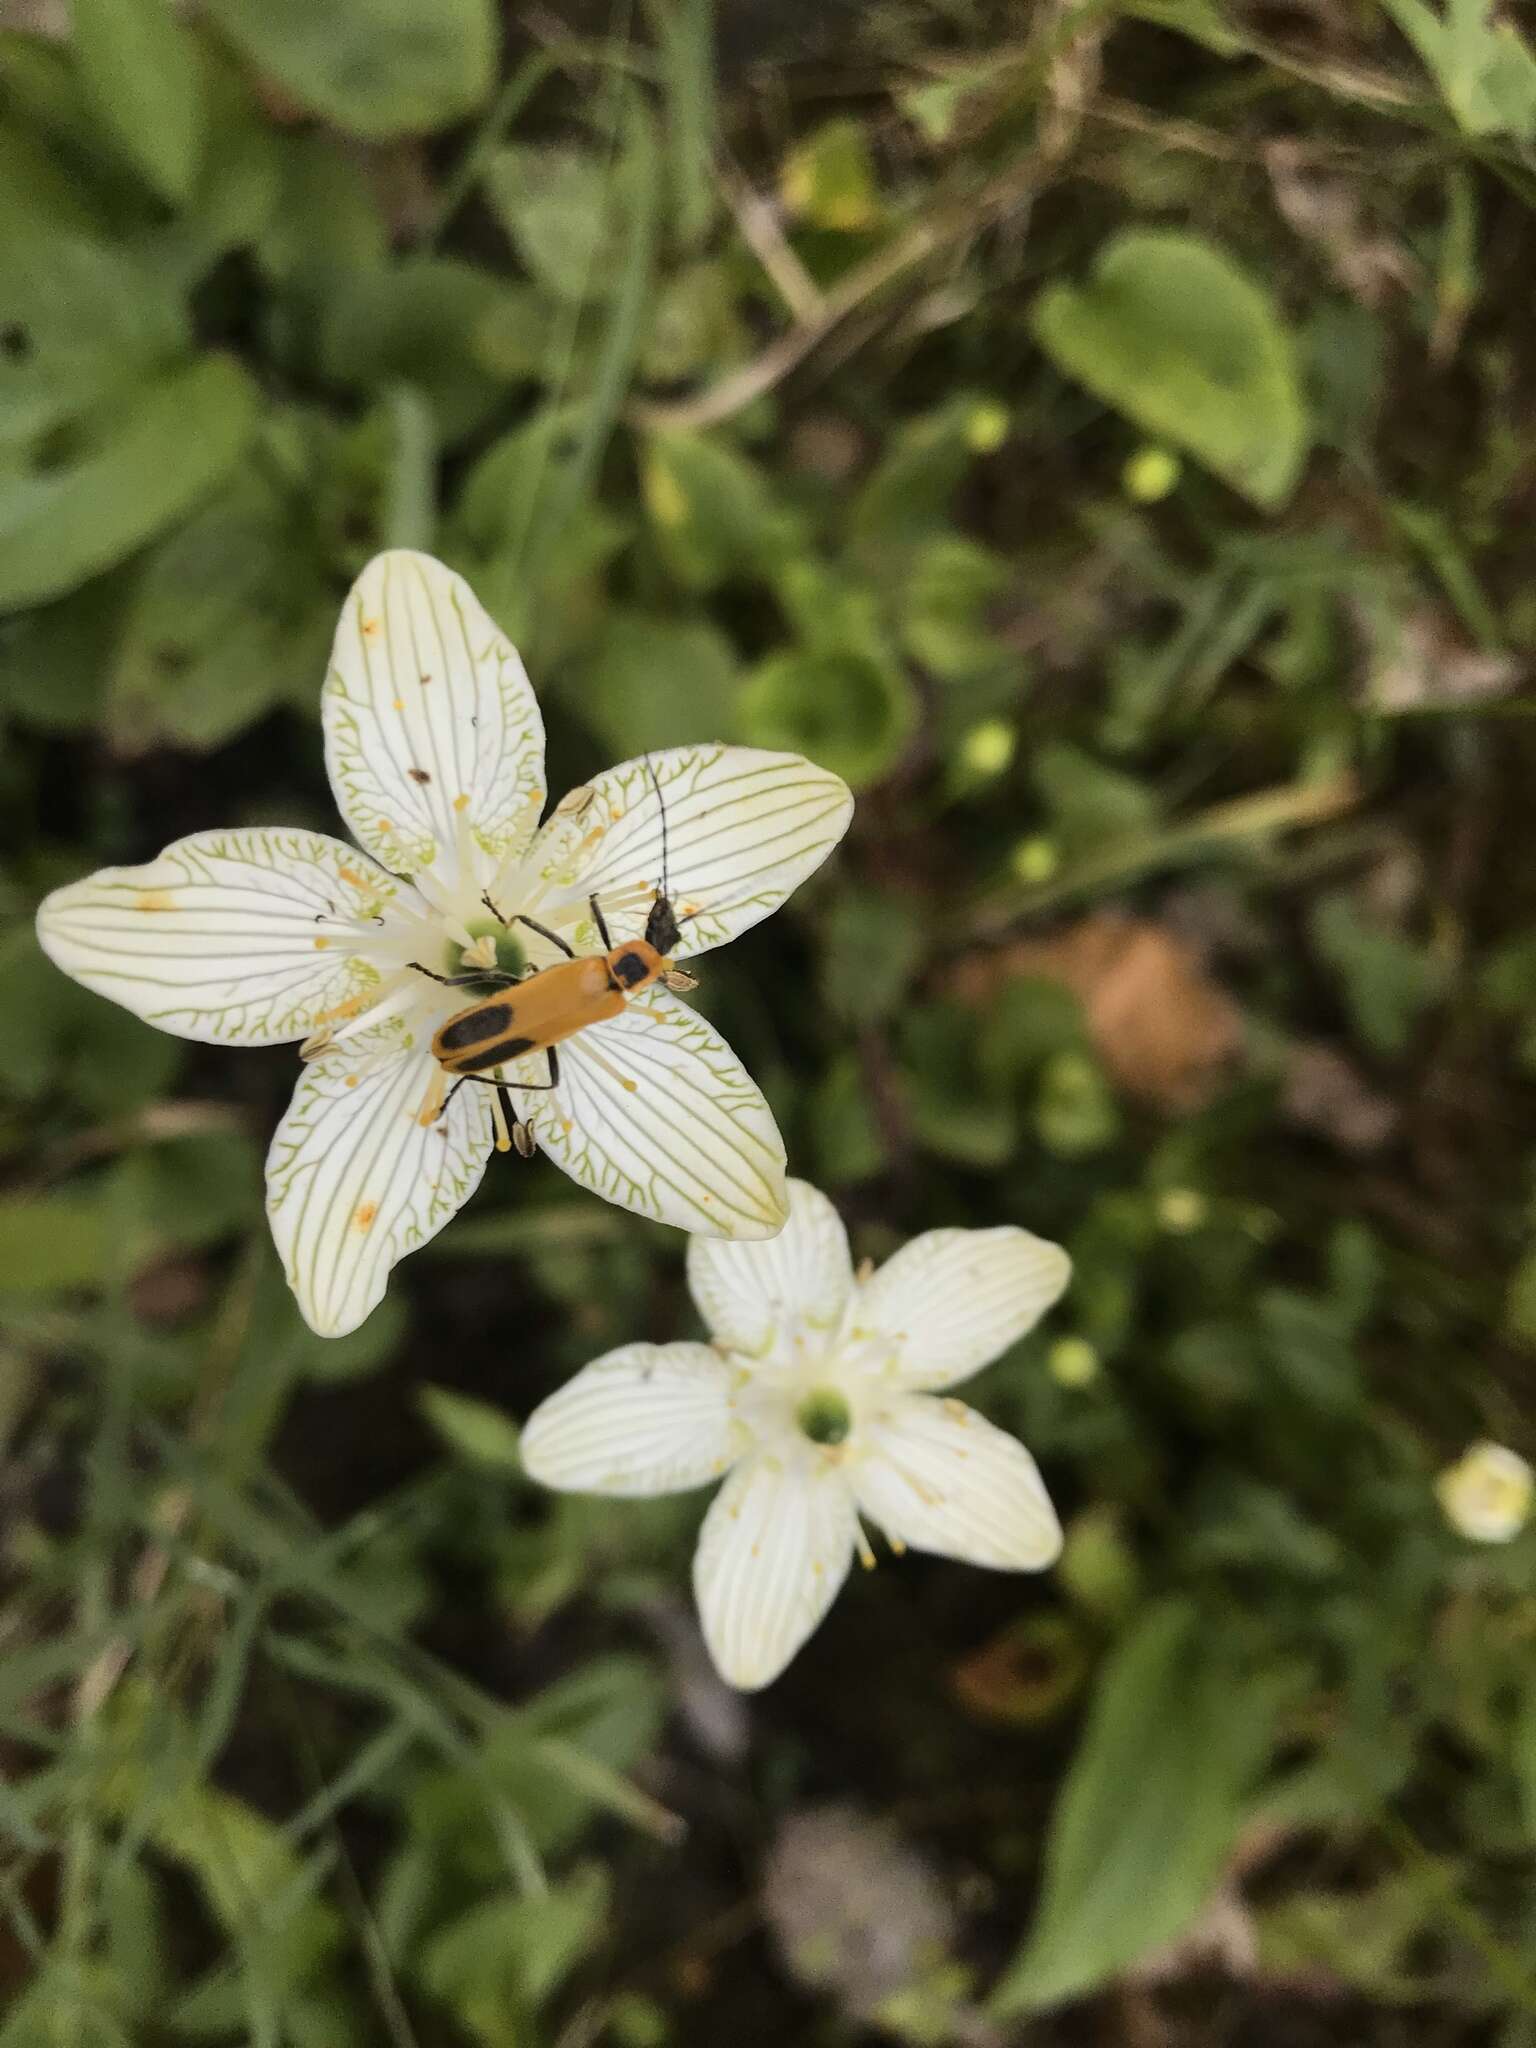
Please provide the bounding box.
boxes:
[1031,230,1310,509]
[737,646,916,789]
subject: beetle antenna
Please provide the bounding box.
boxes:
[645,753,672,909]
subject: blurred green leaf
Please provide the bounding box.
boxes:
[567,608,740,758]
[641,428,800,590]
[0,354,259,611]
[898,536,1013,683]
[319,258,512,444]
[0,225,187,452]
[107,464,336,750]
[0,1190,108,1294]
[486,141,635,303]
[850,394,1008,551]
[739,644,916,790]
[198,0,496,138]
[1382,0,1536,138]
[993,1602,1282,2012]
[781,116,881,231]
[1310,894,1444,1059]
[1032,231,1310,509]
[820,888,925,1028]
[418,1867,609,2045]
[72,0,205,206]
[419,1385,524,1471]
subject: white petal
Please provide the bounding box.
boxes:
[852,1395,1062,1570]
[266,1032,493,1337]
[855,1226,1072,1392]
[520,1343,739,1496]
[693,1452,856,1690]
[686,1178,851,1355]
[528,745,853,959]
[323,550,546,878]
[519,987,788,1239]
[35,828,399,1046]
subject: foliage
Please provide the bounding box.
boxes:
[5,0,1536,2041]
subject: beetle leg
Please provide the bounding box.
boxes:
[589,895,613,949]
[410,963,520,989]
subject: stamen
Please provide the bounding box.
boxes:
[416,1068,448,1128]
[855,1521,877,1572]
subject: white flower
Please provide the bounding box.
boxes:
[1436,1441,1534,1544]
[521,1179,1071,1690]
[36,552,853,1338]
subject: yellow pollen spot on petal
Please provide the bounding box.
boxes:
[314,936,330,950]
[345,1074,360,1089]
[943,1399,969,1422]
[362,618,379,637]
[453,793,470,813]
[392,697,405,712]
[134,890,175,912]
[610,805,623,821]
[338,866,366,888]
[812,1559,824,1576]
[376,816,393,832]
[353,1202,377,1231]
[561,1118,573,1133]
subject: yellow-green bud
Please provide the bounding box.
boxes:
[1049,1336,1100,1389]
[1123,445,1181,504]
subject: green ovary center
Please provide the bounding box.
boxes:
[796,1387,853,1447]
[448,917,528,980]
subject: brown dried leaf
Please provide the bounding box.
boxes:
[956,913,1245,1110]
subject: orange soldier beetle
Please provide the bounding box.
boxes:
[412,762,701,1158]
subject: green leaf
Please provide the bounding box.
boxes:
[781,116,881,232]
[418,1385,524,1471]
[0,353,259,611]
[418,1868,609,2044]
[566,609,740,758]
[820,888,925,1028]
[0,1191,109,1294]
[898,536,1013,682]
[739,645,916,790]
[198,0,496,138]
[486,142,635,303]
[318,257,513,444]
[1383,0,1536,138]
[850,394,1009,551]
[1032,230,1310,509]
[1310,894,1443,1058]
[72,0,205,206]
[993,1602,1281,2013]
[0,224,188,451]
[107,464,336,751]
[642,428,800,591]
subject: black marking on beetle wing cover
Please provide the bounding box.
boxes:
[438,1002,514,1053]
[612,947,650,988]
[455,1033,536,1075]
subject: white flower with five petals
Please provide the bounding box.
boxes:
[35,552,853,1338]
[521,1179,1071,1690]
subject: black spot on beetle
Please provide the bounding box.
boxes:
[611,948,650,988]
[438,1003,514,1052]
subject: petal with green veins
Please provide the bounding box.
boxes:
[323,549,546,879]
[687,1177,851,1355]
[693,1452,856,1690]
[266,1031,492,1338]
[854,1226,1072,1392]
[520,1342,740,1495]
[852,1395,1062,1570]
[528,744,853,959]
[519,987,788,1239]
[34,827,398,1046]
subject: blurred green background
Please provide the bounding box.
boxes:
[8,0,1536,2040]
